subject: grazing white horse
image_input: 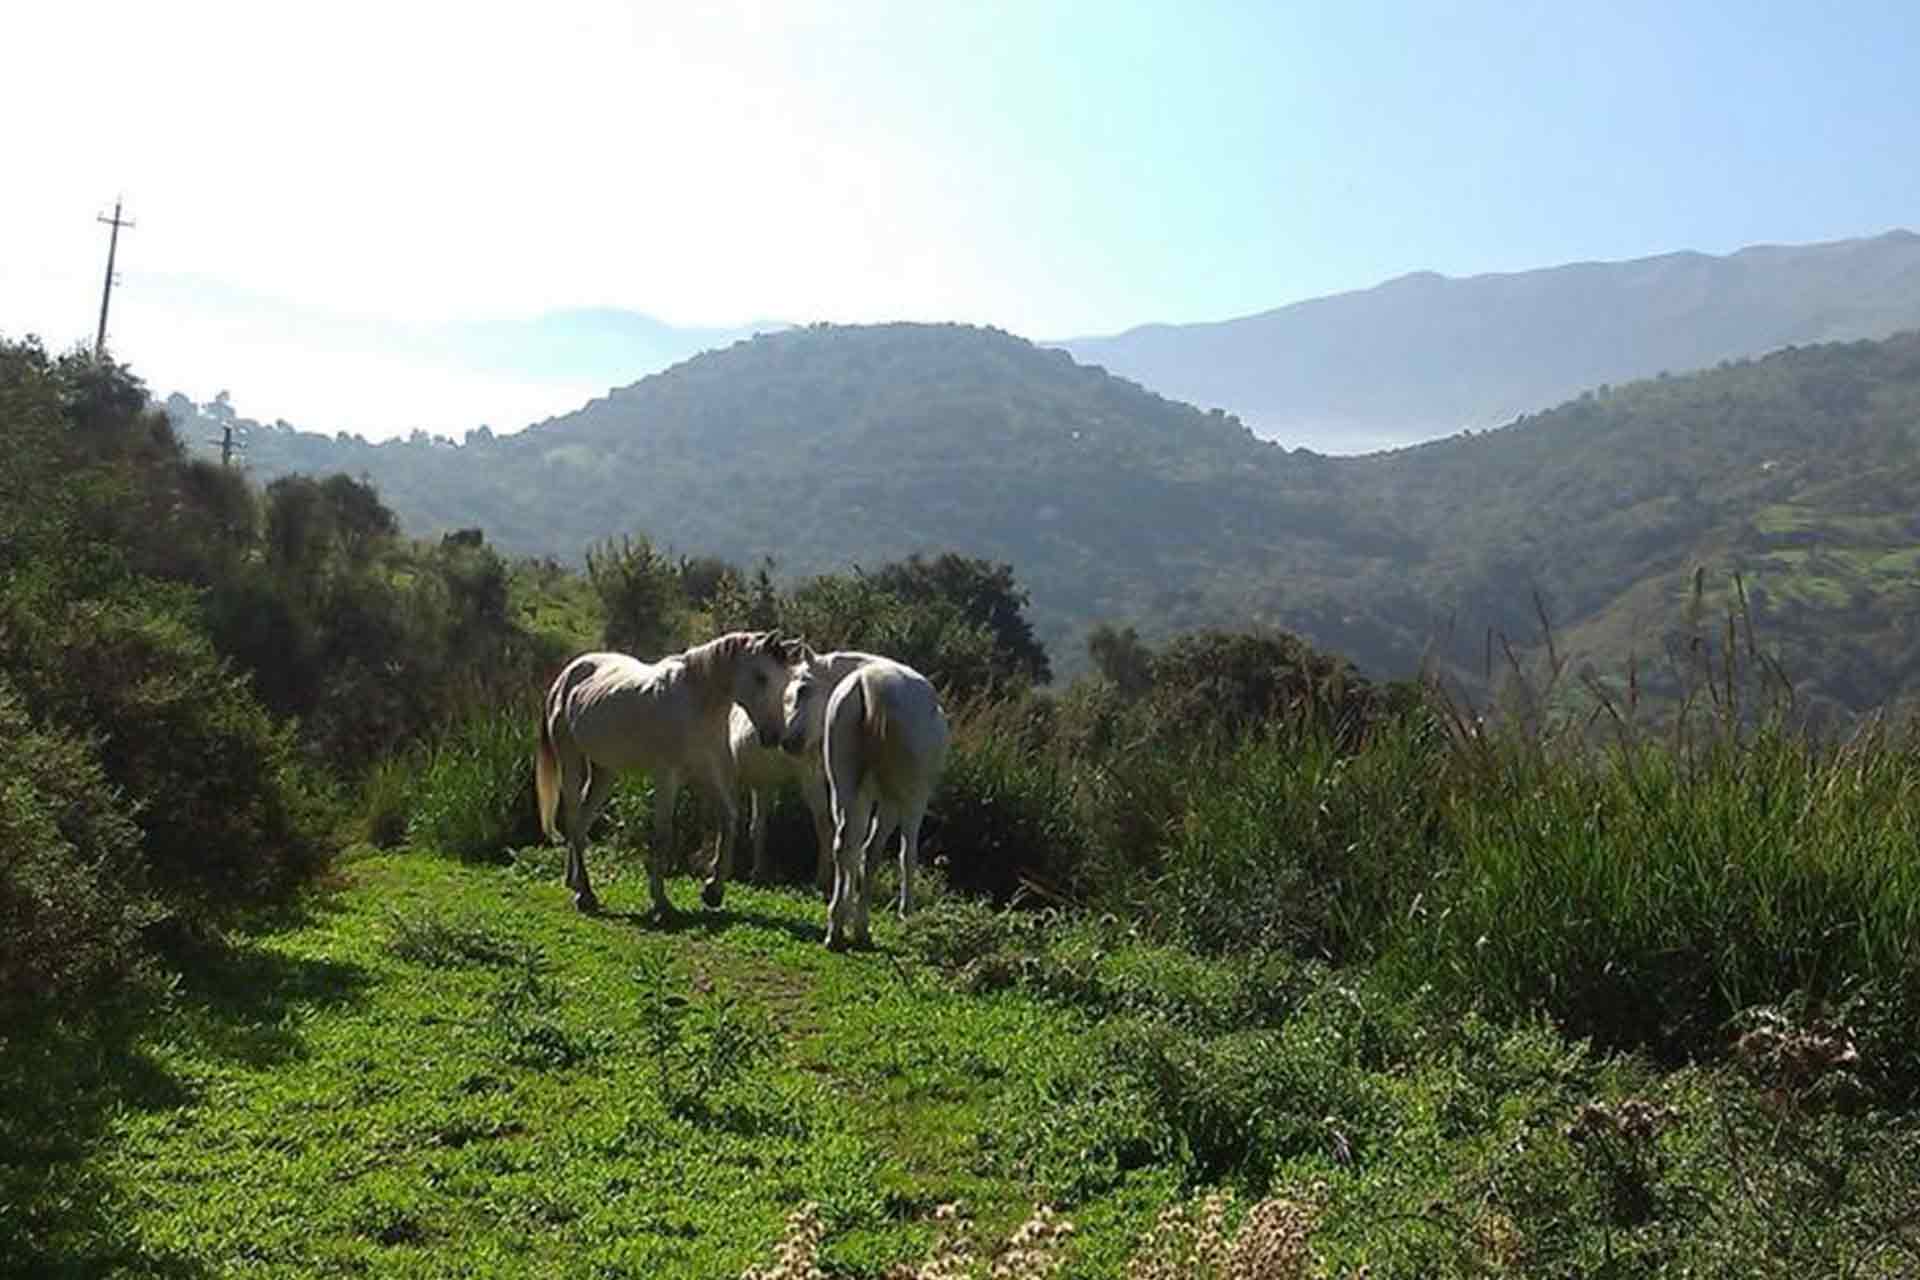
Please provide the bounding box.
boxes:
[781,655,949,950]
[535,630,801,917]
[731,649,896,889]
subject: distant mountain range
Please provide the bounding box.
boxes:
[1060,229,1920,453]
[177,320,1920,718]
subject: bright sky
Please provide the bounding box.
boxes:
[5,0,1917,440]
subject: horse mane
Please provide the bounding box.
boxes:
[681,630,804,699]
[681,631,756,683]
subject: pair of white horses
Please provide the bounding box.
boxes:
[534,630,950,950]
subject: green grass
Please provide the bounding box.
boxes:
[5,848,1917,1278]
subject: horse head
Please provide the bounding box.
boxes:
[779,654,833,756]
[734,629,810,748]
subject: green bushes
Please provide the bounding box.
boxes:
[0,586,330,916]
[924,698,1088,902]
[0,679,150,1015]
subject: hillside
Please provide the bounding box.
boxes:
[189,324,1411,667]
[180,324,1920,715]
[1061,229,1920,452]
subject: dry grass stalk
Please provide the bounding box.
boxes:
[744,1200,1075,1280]
[1126,1190,1321,1280]
[742,1202,828,1280]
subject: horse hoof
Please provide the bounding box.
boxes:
[824,932,849,953]
[573,892,601,914]
[701,881,725,909]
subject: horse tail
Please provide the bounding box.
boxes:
[535,676,563,842]
[860,671,890,752]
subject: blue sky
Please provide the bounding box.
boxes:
[3,0,1915,439]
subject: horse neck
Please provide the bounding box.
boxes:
[681,632,753,710]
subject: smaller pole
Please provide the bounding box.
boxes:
[95,198,134,357]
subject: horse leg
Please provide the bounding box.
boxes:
[570,765,616,913]
[746,787,771,884]
[648,770,680,920]
[557,746,594,908]
[849,787,882,949]
[802,774,834,897]
[824,798,871,953]
[895,799,929,918]
[698,762,739,909]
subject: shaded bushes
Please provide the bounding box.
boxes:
[0,338,558,1018]
[0,678,149,1015]
[923,697,1088,902]
[0,585,329,915]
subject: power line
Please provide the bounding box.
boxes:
[95,198,134,358]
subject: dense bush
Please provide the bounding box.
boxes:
[922,697,1089,903]
[1141,628,1392,748]
[0,584,330,913]
[0,338,560,1014]
[0,678,150,1015]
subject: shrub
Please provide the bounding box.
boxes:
[923,698,1088,903]
[1143,629,1387,750]
[0,678,151,1015]
[0,585,330,917]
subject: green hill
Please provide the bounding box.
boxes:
[181,324,1920,715]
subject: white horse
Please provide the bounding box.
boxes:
[781,655,949,950]
[731,649,897,890]
[535,630,802,917]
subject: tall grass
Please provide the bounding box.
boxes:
[1382,586,1920,1082]
[1395,716,1920,1068]
[925,696,1089,903]
[1131,717,1447,960]
[403,708,543,860]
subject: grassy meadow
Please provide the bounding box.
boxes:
[5,827,1916,1278]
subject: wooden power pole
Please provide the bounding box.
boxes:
[95,198,134,357]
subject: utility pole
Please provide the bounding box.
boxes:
[95,198,134,358]
[208,422,244,467]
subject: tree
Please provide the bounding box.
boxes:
[1087,623,1154,696]
[867,553,1051,686]
[587,535,686,655]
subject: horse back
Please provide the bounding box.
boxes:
[560,651,714,768]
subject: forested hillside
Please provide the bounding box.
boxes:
[1063,229,1920,451]
[182,324,1413,668]
[179,324,1920,717]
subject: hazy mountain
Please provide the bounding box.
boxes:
[1060,230,1920,453]
[181,322,1920,716]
